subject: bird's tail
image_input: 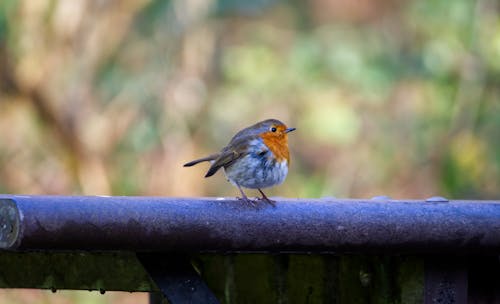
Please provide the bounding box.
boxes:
[183,154,219,167]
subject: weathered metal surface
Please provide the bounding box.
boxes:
[0,251,425,302]
[424,258,468,304]
[199,254,424,303]
[0,251,156,291]
[138,253,220,304]
[0,199,18,249]
[1,195,500,253]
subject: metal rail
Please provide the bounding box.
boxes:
[1,195,500,253]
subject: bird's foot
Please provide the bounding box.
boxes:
[257,196,276,207]
[236,196,258,207]
[257,189,276,207]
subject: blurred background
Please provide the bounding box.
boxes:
[0,0,499,303]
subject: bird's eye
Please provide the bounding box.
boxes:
[271,127,277,132]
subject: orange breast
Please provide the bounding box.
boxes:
[260,133,290,164]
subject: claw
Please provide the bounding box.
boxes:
[258,189,276,207]
[235,185,258,207]
[236,196,257,206]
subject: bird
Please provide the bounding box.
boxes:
[184,119,295,205]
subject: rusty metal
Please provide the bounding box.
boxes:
[1,195,500,253]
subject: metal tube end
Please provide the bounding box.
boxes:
[0,199,20,249]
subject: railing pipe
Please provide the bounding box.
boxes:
[1,195,500,253]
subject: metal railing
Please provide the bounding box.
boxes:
[1,195,500,303]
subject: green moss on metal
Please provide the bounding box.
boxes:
[232,254,279,304]
[197,254,425,304]
[286,254,329,303]
[397,257,424,304]
[197,254,228,302]
[0,251,425,303]
[0,251,156,292]
[337,256,424,304]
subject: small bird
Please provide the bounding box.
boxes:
[184,119,295,205]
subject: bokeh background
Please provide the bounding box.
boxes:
[0,0,499,303]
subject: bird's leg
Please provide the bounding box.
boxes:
[258,188,276,206]
[236,184,255,206]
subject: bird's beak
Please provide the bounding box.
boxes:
[285,127,296,134]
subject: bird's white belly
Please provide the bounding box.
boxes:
[224,155,288,189]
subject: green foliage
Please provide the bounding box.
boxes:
[0,0,497,194]
[0,1,16,42]
[3,0,497,198]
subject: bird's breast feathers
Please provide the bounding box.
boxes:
[258,133,290,164]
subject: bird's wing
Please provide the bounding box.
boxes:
[204,136,253,177]
[204,150,240,177]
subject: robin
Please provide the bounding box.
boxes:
[184,119,295,205]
